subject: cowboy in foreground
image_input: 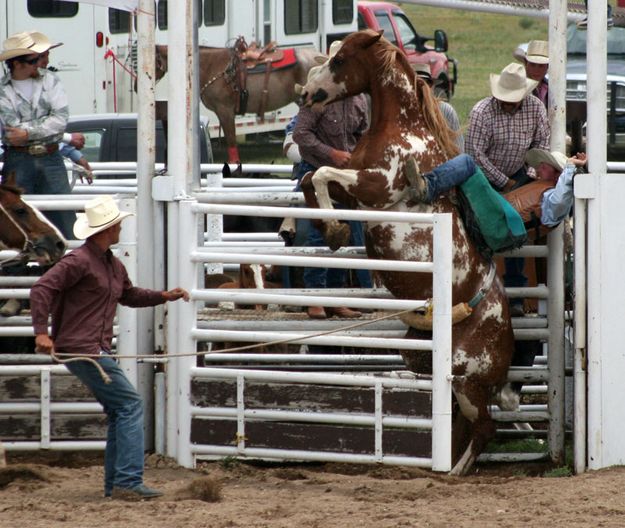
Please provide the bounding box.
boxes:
[30,195,189,500]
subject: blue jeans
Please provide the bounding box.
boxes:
[503,166,529,293]
[423,153,476,202]
[66,355,145,494]
[295,161,372,289]
[3,150,76,239]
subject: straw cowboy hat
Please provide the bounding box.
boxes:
[314,40,343,65]
[414,63,433,83]
[525,149,568,172]
[525,40,549,65]
[0,30,59,62]
[73,195,134,240]
[490,62,538,103]
[294,65,323,95]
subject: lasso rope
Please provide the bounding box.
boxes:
[52,307,424,364]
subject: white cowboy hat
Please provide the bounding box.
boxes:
[414,63,433,82]
[0,31,57,62]
[525,149,567,171]
[490,62,538,103]
[28,31,63,51]
[73,195,134,240]
[525,40,549,65]
[314,40,343,64]
[294,65,323,95]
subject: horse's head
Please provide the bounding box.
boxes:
[0,174,67,265]
[301,30,386,108]
[155,45,168,82]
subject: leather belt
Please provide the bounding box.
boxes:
[6,143,59,156]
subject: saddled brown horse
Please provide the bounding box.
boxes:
[155,43,319,164]
[299,30,515,475]
[0,172,66,264]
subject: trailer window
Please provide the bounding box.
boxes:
[158,0,168,30]
[109,9,131,34]
[285,0,318,35]
[27,0,78,18]
[332,0,353,25]
[204,0,225,26]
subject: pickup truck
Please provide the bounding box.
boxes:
[65,113,213,171]
[357,1,457,99]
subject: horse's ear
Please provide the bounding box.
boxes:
[363,30,383,49]
[1,170,16,187]
[156,44,168,58]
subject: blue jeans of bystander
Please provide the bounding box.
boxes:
[295,161,371,288]
[66,354,145,495]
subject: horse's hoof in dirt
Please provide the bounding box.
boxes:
[324,222,351,251]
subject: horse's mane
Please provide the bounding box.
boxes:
[375,39,459,160]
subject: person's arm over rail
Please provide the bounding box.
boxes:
[540,153,586,227]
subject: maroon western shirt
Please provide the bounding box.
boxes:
[30,238,165,356]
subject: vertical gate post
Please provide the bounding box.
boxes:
[431,213,453,472]
[117,197,138,387]
[175,200,199,468]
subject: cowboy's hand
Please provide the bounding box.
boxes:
[502,178,516,192]
[162,288,190,302]
[5,126,28,146]
[35,334,54,355]
[77,159,94,184]
[330,149,351,168]
[570,152,587,167]
[70,133,85,149]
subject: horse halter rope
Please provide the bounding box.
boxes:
[0,200,34,267]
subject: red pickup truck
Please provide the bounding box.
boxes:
[357,1,457,99]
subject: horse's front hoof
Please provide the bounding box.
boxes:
[324,222,351,251]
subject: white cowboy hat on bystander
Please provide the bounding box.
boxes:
[490,62,538,103]
[0,31,58,61]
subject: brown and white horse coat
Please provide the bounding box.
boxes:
[299,30,515,475]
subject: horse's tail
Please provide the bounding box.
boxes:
[415,78,460,160]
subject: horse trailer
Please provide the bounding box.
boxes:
[0,0,359,138]
[0,0,454,140]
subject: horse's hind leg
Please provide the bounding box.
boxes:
[450,381,497,476]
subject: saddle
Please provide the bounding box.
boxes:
[232,36,286,117]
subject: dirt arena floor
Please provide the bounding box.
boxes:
[2,452,625,528]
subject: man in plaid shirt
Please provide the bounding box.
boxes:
[466,62,550,320]
[466,62,550,192]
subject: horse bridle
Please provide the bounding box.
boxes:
[0,200,34,268]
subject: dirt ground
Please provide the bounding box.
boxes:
[2,453,625,528]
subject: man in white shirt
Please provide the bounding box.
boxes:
[0,31,74,316]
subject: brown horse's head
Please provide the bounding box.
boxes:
[301,30,386,108]
[0,173,67,264]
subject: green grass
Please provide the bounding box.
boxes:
[400,4,548,125]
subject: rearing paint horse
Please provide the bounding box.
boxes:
[155,43,320,164]
[0,172,67,265]
[299,30,515,475]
